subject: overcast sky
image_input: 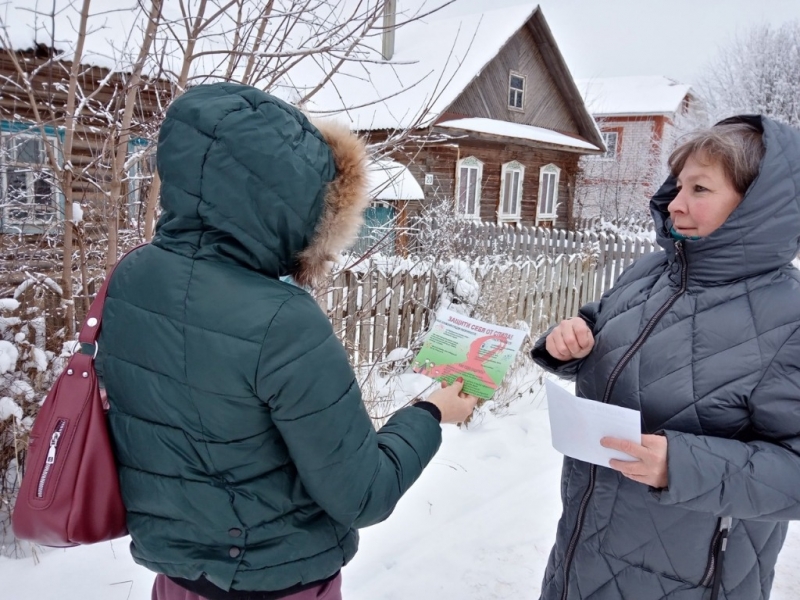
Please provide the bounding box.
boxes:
[506,0,800,86]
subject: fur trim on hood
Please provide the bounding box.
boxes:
[292,120,369,288]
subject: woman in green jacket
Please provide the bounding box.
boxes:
[98,83,477,600]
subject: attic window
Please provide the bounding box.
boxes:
[509,73,525,111]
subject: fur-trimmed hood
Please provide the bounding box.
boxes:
[152,83,368,287]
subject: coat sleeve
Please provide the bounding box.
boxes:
[654,327,800,521]
[256,292,442,529]
[529,250,666,380]
[530,301,600,380]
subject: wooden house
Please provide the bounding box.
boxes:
[300,1,605,239]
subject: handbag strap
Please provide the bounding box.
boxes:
[78,243,148,347]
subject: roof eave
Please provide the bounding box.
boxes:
[431,126,603,155]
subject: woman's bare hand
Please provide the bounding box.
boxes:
[602,434,669,489]
[545,317,595,360]
[427,378,479,424]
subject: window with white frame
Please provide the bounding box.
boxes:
[1,131,58,226]
[599,131,619,159]
[499,161,524,222]
[509,73,525,110]
[456,156,483,219]
[537,164,560,220]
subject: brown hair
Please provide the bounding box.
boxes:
[668,122,765,195]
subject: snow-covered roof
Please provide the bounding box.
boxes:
[436,118,601,152]
[4,0,541,131]
[369,160,425,201]
[575,76,693,117]
[4,0,603,150]
[4,0,157,72]
[292,1,540,131]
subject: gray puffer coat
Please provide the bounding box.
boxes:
[532,116,800,599]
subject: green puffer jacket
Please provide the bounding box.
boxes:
[98,83,442,593]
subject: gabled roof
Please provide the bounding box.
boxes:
[575,76,694,117]
[294,0,602,152]
[293,1,540,131]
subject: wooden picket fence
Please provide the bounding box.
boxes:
[317,268,439,364]
[319,235,656,364]
[453,222,657,261]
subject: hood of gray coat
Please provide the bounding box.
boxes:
[651,116,800,284]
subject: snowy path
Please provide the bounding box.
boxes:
[1,388,799,599]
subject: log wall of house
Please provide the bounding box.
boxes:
[0,50,167,202]
[0,49,169,286]
[388,139,579,229]
[444,25,581,136]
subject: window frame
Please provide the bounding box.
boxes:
[508,71,525,112]
[536,163,560,222]
[0,122,64,233]
[498,160,524,223]
[455,156,483,220]
[598,130,620,160]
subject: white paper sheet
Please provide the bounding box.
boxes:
[545,380,642,467]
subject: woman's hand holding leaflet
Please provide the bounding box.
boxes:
[428,378,479,424]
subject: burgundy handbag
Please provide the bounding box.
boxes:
[12,246,144,547]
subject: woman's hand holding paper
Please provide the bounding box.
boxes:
[601,434,669,489]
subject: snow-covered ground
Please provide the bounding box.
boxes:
[1,375,799,600]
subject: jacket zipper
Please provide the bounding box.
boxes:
[560,241,688,600]
[36,419,67,499]
[702,516,733,591]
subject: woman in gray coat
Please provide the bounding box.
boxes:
[532,115,800,600]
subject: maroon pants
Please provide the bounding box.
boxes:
[151,574,343,600]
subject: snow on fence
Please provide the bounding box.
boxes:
[453,222,657,260]
[319,236,656,364]
[573,215,655,233]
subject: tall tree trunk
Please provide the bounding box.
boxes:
[106,0,163,268]
[60,0,93,336]
[143,0,207,240]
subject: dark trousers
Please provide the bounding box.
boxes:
[151,574,343,600]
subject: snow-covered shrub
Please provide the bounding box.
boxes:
[356,348,443,429]
[0,277,71,557]
[405,195,466,263]
[435,258,480,316]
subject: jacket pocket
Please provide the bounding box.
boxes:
[598,479,719,586]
